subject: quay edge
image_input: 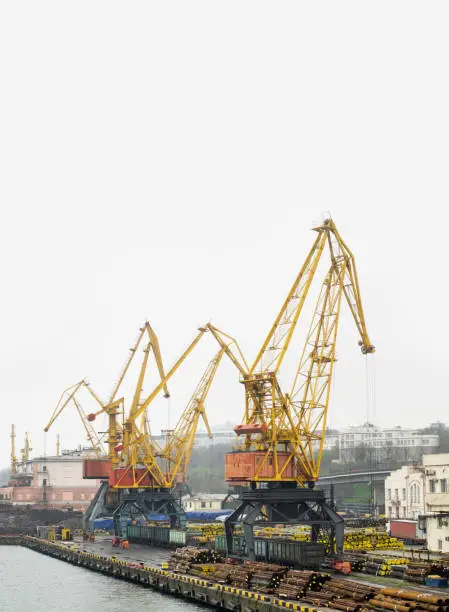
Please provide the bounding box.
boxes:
[2,536,317,612]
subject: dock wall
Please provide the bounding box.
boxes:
[1,536,316,612]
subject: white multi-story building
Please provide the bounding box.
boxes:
[384,465,425,520]
[154,429,341,451]
[423,453,449,512]
[153,430,238,449]
[385,454,449,552]
[422,453,449,552]
[194,431,237,448]
[339,423,438,463]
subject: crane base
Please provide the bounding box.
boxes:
[113,489,186,538]
[224,485,344,560]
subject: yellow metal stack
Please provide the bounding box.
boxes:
[251,524,404,551]
[187,522,224,544]
[343,529,404,551]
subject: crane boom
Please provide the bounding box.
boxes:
[72,397,106,458]
[326,224,374,354]
[161,347,225,487]
[250,231,327,375]
[111,327,209,488]
[125,327,207,428]
[44,380,87,432]
[206,324,249,376]
[44,380,106,458]
[107,323,169,405]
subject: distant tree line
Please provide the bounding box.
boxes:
[186,443,232,494]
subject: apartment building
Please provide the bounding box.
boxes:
[339,423,438,463]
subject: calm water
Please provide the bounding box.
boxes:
[0,547,207,612]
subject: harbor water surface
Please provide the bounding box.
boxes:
[1,546,207,612]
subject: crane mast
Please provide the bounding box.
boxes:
[11,424,17,475]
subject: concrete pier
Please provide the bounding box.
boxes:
[16,536,317,612]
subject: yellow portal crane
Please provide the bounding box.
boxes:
[208,218,374,560]
[11,424,18,475]
[112,327,208,482]
[110,340,228,535]
[115,347,224,489]
[111,327,212,488]
[210,218,374,487]
[44,380,106,458]
[20,433,32,464]
[85,321,170,467]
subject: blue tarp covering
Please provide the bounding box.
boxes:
[147,514,168,521]
[94,517,114,530]
[186,510,232,521]
[144,510,233,522]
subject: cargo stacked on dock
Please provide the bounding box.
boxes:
[186,522,224,545]
[369,588,449,610]
[343,553,407,577]
[343,529,404,551]
[165,546,449,611]
[342,551,449,586]
[278,569,330,600]
[168,546,224,575]
[36,526,72,541]
[301,579,380,609]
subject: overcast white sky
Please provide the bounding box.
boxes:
[0,2,448,466]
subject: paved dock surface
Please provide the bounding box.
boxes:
[67,535,172,567]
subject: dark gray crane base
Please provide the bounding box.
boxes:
[113,489,187,538]
[224,486,344,560]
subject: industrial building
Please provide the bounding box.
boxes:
[0,448,102,509]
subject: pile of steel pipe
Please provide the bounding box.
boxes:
[367,588,449,611]
[277,569,330,600]
[168,546,223,574]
